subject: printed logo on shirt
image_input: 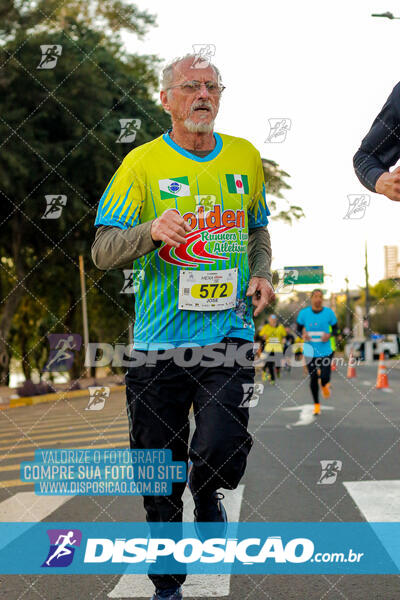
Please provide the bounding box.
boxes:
[225,174,249,194]
[159,177,190,199]
[158,206,246,268]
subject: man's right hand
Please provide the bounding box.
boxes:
[375,166,400,201]
[150,209,192,248]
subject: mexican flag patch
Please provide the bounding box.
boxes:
[159,177,190,199]
[226,174,249,194]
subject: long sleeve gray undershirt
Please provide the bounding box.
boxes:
[91,222,273,284]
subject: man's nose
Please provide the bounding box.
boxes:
[197,82,211,98]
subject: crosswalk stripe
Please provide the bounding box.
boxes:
[0,443,130,486]
[343,480,400,521]
[108,485,245,598]
[0,491,70,522]
[0,418,127,439]
[0,441,129,462]
[344,480,400,571]
[0,426,128,446]
[0,430,128,454]
[0,491,72,550]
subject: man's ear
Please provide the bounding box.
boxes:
[160,90,170,113]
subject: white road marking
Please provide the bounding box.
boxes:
[108,485,245,598]
[343,480,400,522]
[344,480,400,570]
[0,492,71,550]
[282,404,333,427]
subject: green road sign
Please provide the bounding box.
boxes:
[283,266,324,285]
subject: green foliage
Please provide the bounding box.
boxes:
[261,158,304,225]
[0,2,170,381]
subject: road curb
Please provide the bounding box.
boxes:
[3,385,126,409]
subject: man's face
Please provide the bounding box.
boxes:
[311,291,323,310]
[160,58,221,133]
[269,316,277,327]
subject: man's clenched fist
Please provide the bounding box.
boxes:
[375,166,400,202]
[150,209,192,247]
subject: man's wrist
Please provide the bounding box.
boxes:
[250,272,273,285]
[375,170,389,194]
[149,220,162,247]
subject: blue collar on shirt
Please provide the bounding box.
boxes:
[162,129,223,162]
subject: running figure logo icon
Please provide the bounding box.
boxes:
[41,195,67,219]
[265,118,291,143]
[42,529,82,567]
[343,194,370,219]
[317,460,343,485]
[121,269,145,294]
[240,383,264,408]
[116,119,141,143]
[191,44,216,68]
[86,386,110,410]
[195,194,216,214]
[43,334,82,372]
[37,45,62,69]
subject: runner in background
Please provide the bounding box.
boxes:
[329,324,338,371]
[259,315,286,384]
[283,326,295,372]
[296,290,338,415]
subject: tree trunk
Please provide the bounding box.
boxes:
[0,222,25,385]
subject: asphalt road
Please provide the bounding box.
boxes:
[0,361,400,599]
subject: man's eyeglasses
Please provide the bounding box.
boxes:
[166,80,225,95]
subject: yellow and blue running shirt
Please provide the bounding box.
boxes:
[94,131,270,349]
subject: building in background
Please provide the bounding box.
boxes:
[384,245,400,279]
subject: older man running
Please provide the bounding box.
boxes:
[92,54,275,600]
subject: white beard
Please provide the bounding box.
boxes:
[183,117,215,133]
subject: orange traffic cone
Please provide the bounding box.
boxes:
[376,352,390,390]
[331,358,337,372]
[347,350,356,379]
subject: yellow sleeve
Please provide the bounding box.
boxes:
[95,155,145,229]
[248,152,270,229]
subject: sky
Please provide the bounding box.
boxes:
[122,0,400,294]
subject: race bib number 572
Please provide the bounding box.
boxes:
[178,268,238,311]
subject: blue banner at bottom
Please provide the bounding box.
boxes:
[0,522,399,574]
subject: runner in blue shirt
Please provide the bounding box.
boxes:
[296,289,338,415]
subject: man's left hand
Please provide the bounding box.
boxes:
[246,277,275,317]
[321,333,331,342]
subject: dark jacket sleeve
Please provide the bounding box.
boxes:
[91,221,161,270]
[247,226,273,284]
[353,82,400,192]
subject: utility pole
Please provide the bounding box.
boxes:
[364,242,370,337]
[345,277,351,333]
[79,255,90,379]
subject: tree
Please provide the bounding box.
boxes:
[0,3,170,383]
[261,158,304,224]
